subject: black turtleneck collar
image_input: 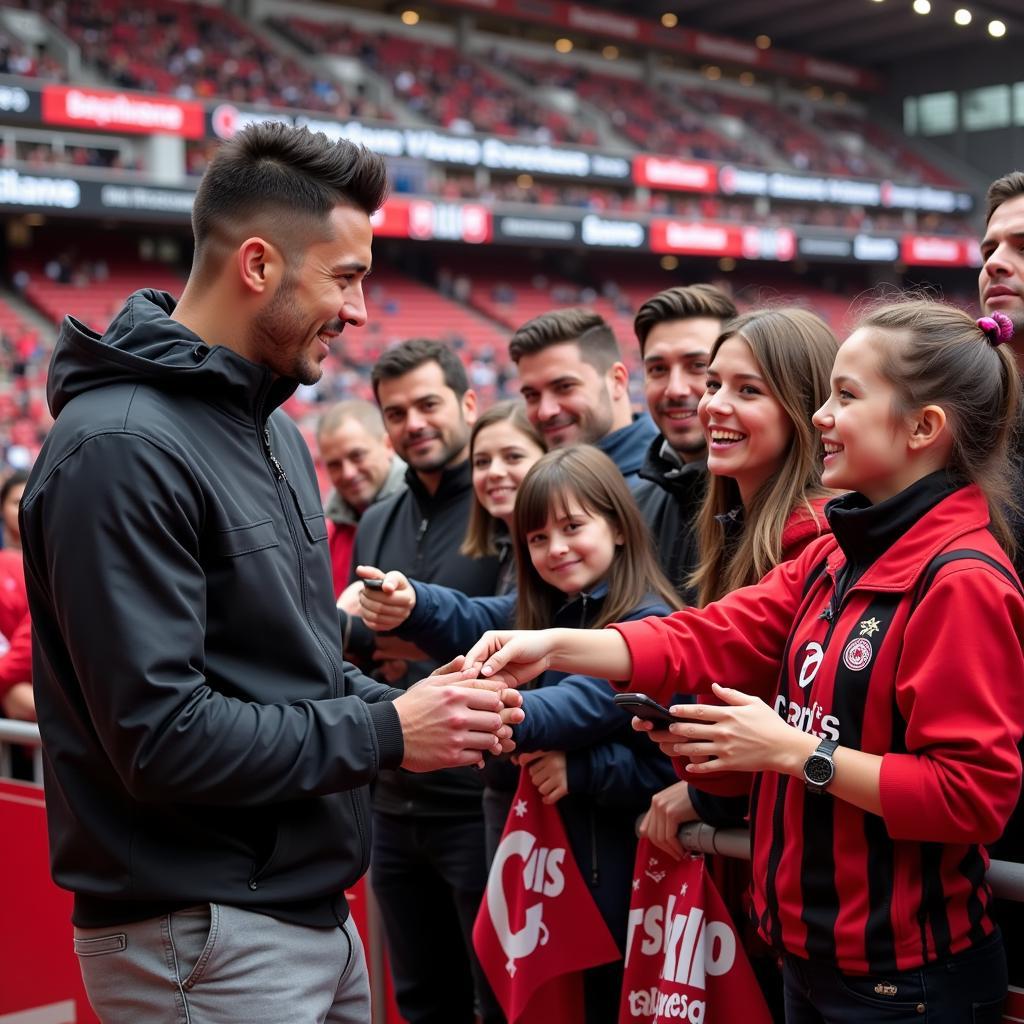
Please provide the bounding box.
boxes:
[405,456,473,507]
[639,434,706,496]
[825,470,961,573]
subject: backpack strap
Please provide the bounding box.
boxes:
[801,554,831,599]
[911,547,1024,610]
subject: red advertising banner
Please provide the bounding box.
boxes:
[370,199,411,239]
[901,234,982,267]
[372,197,493,243]
[633,157,718,194]
[650,220,795,261]
[473,772,619,1024]
[619,840,772,1024]
[41,85,205,139]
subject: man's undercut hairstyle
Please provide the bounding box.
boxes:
[317,399,387,442]
[371,338,470,400]
[191,123,389,266]
[633,284,739,355]
[508,308,620,372]
[985,171,1024,225]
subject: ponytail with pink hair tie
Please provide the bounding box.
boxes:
[977,311,1014,346]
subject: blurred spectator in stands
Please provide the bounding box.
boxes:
[317,399,406,598]
[510,308,656,482]
[44,255,72,285]
[0,471,33,724]
[1,470,27,553]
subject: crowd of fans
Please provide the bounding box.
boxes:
[0,27,64,78]
[5,0,363,114]
[273,16,596,145]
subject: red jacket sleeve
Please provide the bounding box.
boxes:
[0,605,31,696]
[610,536,831,704]
[879,564,1024,845]
[681,515,834,798]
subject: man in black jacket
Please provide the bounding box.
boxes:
[22,125,519,1023]
[632,283,737,598]
[350,338,504,1024]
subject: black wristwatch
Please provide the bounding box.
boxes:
[803,738,838,794]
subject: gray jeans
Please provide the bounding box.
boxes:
[73,904,370,1023]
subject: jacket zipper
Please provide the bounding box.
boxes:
[263,426,286,480]
[260,420,341,700]
[412,517,429,577]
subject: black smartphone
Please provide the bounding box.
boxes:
[612,692,677,730]
[363,578,384,591]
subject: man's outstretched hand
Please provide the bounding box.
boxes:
[395,663,524,772]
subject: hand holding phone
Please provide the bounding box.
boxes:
[612,692,678,730]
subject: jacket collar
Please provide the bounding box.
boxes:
[595,413,659,477]
[781,497,830,560]
[639,434,707,497]
[554,580,610,625]
[48,290,297,423]
[825,472,986,590]
[404,457,474,507]
[324,456,407,527]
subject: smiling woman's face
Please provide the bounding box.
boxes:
[471,420,545,525]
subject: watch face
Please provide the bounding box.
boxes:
[805,755,833,786]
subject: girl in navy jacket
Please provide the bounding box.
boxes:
[466,301,1024,1023]
[497,445,679,1024]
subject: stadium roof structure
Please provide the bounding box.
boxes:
[591,0,1022,65]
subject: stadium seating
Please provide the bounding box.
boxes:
[42,0,366,113]
[271,17,596,145]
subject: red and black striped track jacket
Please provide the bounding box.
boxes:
[613,481,1024,972]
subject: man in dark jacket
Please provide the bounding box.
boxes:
[350,338,503,1024]
[631,284,737,597]
[978,169,1024,983]
[510,308,656,482]
[21,124,519,1024]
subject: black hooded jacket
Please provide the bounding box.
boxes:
[22,290,405,929]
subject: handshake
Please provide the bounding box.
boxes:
[392,655,525,774]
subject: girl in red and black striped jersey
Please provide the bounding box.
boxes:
[465,300,1024,1022]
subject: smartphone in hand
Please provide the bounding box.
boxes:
[612,692,678,730]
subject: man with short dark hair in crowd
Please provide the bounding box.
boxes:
[21,124,519,1023]
[509,307,656,482]
[351,338,503,1024]
[318,398,405,596]
[978,169,1024,984]
[632,283,738,596]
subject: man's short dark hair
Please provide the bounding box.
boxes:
[371,339,470,401]
[191,123,389,265]
[985,171,1024,225]
[508,308,620,372]
[633,284,738,355]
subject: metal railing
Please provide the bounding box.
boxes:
[0,718,43,784]
[674,819,1024,903]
